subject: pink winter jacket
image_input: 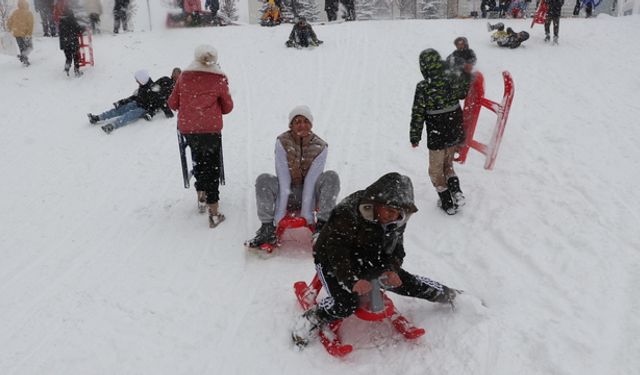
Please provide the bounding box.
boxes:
[183,0,203,13]
[168,70,234,134]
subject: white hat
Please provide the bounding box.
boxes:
[194,44,218,66]
[134,69,150,84]
[288,105,314,125]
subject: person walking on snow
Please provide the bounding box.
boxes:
[87,70,165,134]
[34,0,56,37]
[544,0,564,44]
[245,105,340,249]
[6,0,34,67]
[168,45,234,228]
[291,172,460,347]
[409,49,471,215]
[83,0,103,34]
[113,0,129,33]
[58,6,85,77]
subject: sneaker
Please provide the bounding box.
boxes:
[142,113,153,121]
[101,124,114,134]
[291,307,323,348]
[197,191,207,213]
[88,113,100,124]
[245,222,276,248]
[553,35,559,44]
[544,34,550,42]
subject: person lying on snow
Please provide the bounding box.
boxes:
[488,22,530,48]
[87,70,166,134]
[285,17,323,48]
[291,172,460,348]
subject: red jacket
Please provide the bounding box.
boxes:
[168,70,233,134]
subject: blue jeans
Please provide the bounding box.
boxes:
[99,102,146,129]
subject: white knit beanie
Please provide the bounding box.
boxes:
[288,105,314,125]
[134,69,150,84]
[194,44,218,66]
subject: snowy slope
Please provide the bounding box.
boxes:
[1,7,639,375]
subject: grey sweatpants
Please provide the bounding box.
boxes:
[254,170,340,225]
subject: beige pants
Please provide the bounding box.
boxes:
[428,147,457,192]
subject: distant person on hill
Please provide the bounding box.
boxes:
[446,37,476,76]
[260,0,281,26]
[341,0,356,21]
[83,0,103,34]
[285,17,323,48]
[58,6,85,77]
[325,0,339,21]
[544,0,564,44]
[113,0,129,33]
[168,45,234,228]
[409,49,472,215]
[487,22,530,48]
[6,0,34,67]
[34,0,56,37]
[87,70,165,134]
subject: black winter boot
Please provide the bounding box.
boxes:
[245,222,277,248]
[438,190,458,215]
[447,176,465,207]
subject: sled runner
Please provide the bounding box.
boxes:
[455,71,514,170]
[293,274,426,357]
[78,31,94,67]
[177,130,193,188]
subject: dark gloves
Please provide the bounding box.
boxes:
[163,107,174,118]
[143,112,153,121]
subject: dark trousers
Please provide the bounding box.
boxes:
[184,133,223,204]
[89,13,101,33]
[114,9,128,32]
[544,15,560,37]
[16,37,33,63]
[39,9,56,36]
[314,264,446,322]
[64,47,80,70]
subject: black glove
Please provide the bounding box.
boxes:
[143,112,153,121]
[163,108,174,118]
[113,101,120,109]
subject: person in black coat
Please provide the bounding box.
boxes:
[325,0,339,21]
[291,172,460,347]
[446,37,477,76]
[285,17,323,48]
[58,6,84,77]
[113,0,129,33]
[544,0,564,43]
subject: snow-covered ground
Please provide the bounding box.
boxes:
[1,4,639,374]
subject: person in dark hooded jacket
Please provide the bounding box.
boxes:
[87,70,165,134]
[488,22,530,48]
[58,6,85,77]
[285,17,323,48]
[291,173,460,347]
[446,36,476,76]
[544,0,564,43]
[409,49,471,215]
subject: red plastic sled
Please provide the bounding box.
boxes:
[78,31,94,67]
[249,212,312,254]
[454,71,514,170]
[293,274,426,357]
[531,0,548,28]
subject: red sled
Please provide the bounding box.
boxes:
[454,71,514,170]
[78,31,94,67]
[293,274,426,357]
[531,0,548,28]
[248,212,313,254]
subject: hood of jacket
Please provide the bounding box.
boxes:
[419,48,445,81]
[358,172,418,224]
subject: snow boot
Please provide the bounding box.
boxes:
[74,67,83,77]
[208,202,225,228]
[64,62,71,76]
[544,34,550,42]
[101,124,114,134]
[88,113,100,124]
[438,190,458,215]
[553,35,559,45]
[245,222,276,248]
[291,306,324,348]
[447,176,465,207]
[197,191,207,213]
